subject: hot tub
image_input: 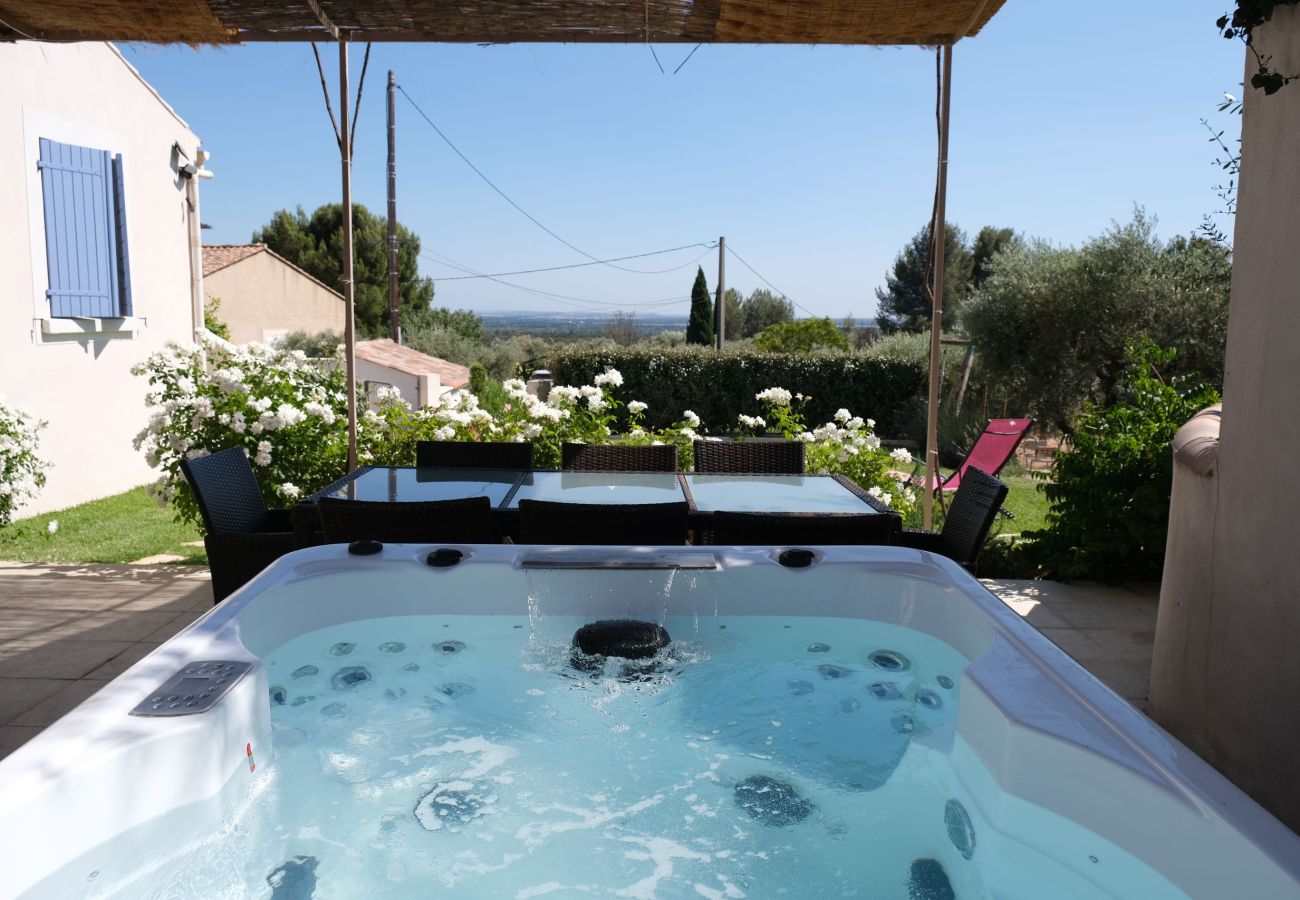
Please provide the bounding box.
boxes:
[2,544,1298,898]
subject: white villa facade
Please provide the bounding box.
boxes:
[0,42,205,515]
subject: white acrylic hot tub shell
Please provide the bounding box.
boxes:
[0,544,1297,899]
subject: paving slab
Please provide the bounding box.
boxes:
[983,578,1159,707]
[0,563,211,759]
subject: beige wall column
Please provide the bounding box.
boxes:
[1149,7,1300,832]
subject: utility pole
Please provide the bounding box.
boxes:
[386,69,400,343]
[714,235,726,350]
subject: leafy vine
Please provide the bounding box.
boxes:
[1218,1,1300,94]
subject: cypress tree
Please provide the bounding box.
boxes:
[686,266,715,346]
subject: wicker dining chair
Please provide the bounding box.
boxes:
[560,442,678,473]
[416,440,533,470]
[315,496,495,544]
[896,466,1008,573]
[693,440,805,475]
[516,499,689,545]
[705,510,899,546]
[179,447,298,605]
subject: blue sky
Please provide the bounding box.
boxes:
[121,0,1244,319]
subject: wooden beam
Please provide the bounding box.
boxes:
[305,0,339,40]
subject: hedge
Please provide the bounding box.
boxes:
[548,348,925,436]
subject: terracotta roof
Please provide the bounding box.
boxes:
[201,243,344,299]
[355,339,471,389]
[202,243,266,277]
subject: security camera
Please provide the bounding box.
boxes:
[180,161,199,177]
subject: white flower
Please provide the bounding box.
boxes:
[594,368,623,388]
[627,400,647,415]
[276,403,305,427]
[846,416,866,431]
[522,423,542,440]
[249,421,264,436]
[279,482,301,500]
[680,427,697,438]
[253,441,272,467]
[755,387,793,406]
[175,376,196,395]
[738,414,766,429]
[890,447,915,465]
[434,425,456,440]
[503,378,529,398]
[47,519,58,535]
[586,395,606,412]
[834,408,851,423]
[548,386,579,407]
[682,410,701,428]
[579,385,601,399]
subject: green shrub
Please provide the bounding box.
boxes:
[547,347,923,436]
[0,396,48,528]
[753,318,849,353]
[1021,341,1220,581]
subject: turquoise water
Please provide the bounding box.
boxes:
[85,614,985,898]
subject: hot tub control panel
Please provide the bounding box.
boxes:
[129,660,254,717]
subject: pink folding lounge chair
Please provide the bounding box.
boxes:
[908,418,1034,513]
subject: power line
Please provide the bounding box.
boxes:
[724,244,818,318]
[431,243,715,281]
[422,250,689,311]
[397,84,688,275]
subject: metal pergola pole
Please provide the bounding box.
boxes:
[339,39,358,472]
[922,44,953,531]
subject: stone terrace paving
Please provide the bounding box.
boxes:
[0,563,1158,759]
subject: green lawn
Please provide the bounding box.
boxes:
[998,472,1050,535]
[0,487,206,565]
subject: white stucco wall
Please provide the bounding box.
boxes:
[1150,7,1300,833]
[0,42,201,515]
[204,251,345,344]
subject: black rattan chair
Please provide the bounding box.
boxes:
[561,442,678,473]
[705,510,898,546]
[694,440,805,474]
[516,499,689,545]
[179,447,297,605]
[896,466,1008,573]
[315,496,494,544]
[416,440,533,470]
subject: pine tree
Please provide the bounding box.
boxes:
[686,266,715,346]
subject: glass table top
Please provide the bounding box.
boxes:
[325,467,522,505]
[507,472,685,507]
[683,474,878,514]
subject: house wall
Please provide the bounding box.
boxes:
[0,42,201,516]
[204,252,345,344]
[1149,7,1300,832]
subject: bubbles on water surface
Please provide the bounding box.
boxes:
[379,641,406,654]
[437,682,474,699]
[320,702,348,718]
[414,781,495,832]
[290,695,314,707]
[329,642,355,657]
[734,774,814,826]
[269,685,287,705]
[806,642,831,653]
[840,697,861,713]
[817,664,852,680]
[331,666,371,690]
[291,665,318,679]
[937,675,955,690]
[402,663,421,673]
[436,640,466,655]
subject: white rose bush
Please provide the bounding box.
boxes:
[135,337,915,528]
[0,396,49,528]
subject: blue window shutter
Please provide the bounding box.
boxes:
[111,154,132,316]
[37,138,119,318]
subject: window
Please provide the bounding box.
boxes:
[36,138,132,318]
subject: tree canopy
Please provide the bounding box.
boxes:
[686,266,715,346]
[874,222,973,334]
[737,289,796,338]
[962,211,1230,431]
[253,203,435,338]
[754,318,850,353]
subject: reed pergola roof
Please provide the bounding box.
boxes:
[0,0,1004,46]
